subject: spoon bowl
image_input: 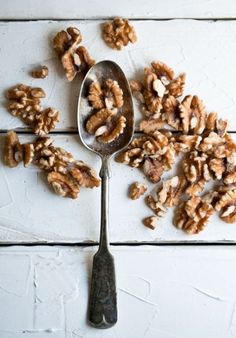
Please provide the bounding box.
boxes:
[78,60,134,157]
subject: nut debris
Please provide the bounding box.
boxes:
[53,27,95,81]
[31,66,49,79]
[143,216,158,230]
[4,131,23,168]
[6,84,60,135]
[129,182,147,200]
[102,17,137,50]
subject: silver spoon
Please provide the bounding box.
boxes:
[77,60,134,328]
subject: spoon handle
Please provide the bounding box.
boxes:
[88,157,117,328]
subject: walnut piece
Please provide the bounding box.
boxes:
[4,131,23,167]
[86,108,116,135]
[97,116,126,143]
[69,161,101,188]
[146,176,187,217]
[53,27,95,81]
[47,171,80,199]
[215,186,236,223]
[116,131,175,182]
[174,197,214,234]
[7,84,60,135]
[88,79,124,109]
[31,66,49,79]
[102,17,137,50]
[129,182,147,200]
[143,216,158,230]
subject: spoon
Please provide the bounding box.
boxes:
[77,60,134,328]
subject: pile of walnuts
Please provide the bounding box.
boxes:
[4,131,100,198]
[86,79,126,143]
[117,60,236,234]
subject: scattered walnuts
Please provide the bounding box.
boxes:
[6,84,60,135]
[4,131,100,199]
[102,17,137,50]
[118,60,236,234]
[53,26,95,81]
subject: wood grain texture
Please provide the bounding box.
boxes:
[1,20,236,131]
[0,133,235,244]
[1,0,236,19]
[1,245,236,338]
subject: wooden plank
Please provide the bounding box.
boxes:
[0,245,236,337]
[1,0,236,19]
[0,133,236,244]
[1,20,236,132]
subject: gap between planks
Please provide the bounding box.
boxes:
[1,18,236,22]
[1,241,236,247]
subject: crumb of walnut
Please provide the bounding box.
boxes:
[47,171,80,199]
[53,27,95,81]
[143,216,158,230]
[97,116,126,143]
[88,79,124,109]
[4,131,23,167]
[69,161,100,188]
[31,66,49,79]
[143,158,164,183]
[179,95,206,134]
[102,17,137,50]
[6,84,60,135]
[174,197,214,234]
[129,182,147,200]
[86,108,116,135]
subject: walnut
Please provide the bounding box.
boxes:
[179,95,206,134]
[88,79,124,109]
[116,131,175,181]
[102,17,137,50]
[4,131,23,167]
[97,116,126,143]
[174,135,202,153]
[69,161,100,188]
[143,158,164,183]
[34,108,60,136]
[23,143,35,167]
[182,151,211,196]
[47,171,80,199]
[143,216,158,230]
[7,84,60,135]
[206,112,228,137]
[53,27,95,81]
[139,118,165,134]
[86,108,116,135]
[130,61,186,119]
[215,187,236,223]
[146,176,187,217]
[129,182,147,200]
[31,66,49,79]
[174,197,214,234]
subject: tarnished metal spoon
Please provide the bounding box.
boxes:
[77,60,134,328]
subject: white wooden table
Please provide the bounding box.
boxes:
[1,1,236,337]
